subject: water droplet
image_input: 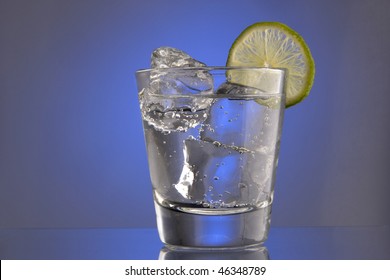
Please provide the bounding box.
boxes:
[165,111,175,118]
[202,202,210,208]
[213,176,219,180]
[212,141,222,147]
[210,200,222,208]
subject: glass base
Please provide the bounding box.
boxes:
[155,202,272,248]
[159,244,269,260]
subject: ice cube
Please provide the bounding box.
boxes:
[139,88,210,132]
[216,82,281,108]
[180,138,242,207]
[199,84,263,150]
[216,82,263,96]
[139,47,214,132]
[200,82,281,151]
[150,69,213,95]
[175,138,272,207]
[151,47,206,68]
[150,47,213,95]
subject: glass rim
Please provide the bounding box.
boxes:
[135,66,285,74]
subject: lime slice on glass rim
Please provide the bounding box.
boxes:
[226,22,315,107]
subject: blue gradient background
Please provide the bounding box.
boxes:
[0,0,389,229]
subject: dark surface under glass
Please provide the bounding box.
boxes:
[0,226,389,260]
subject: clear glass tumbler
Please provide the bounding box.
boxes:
[136,67,285,248]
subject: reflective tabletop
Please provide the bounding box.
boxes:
[0,226,389,260]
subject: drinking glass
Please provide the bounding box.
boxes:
[136,67,285,248]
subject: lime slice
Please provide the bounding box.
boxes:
[227,22,315,107]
